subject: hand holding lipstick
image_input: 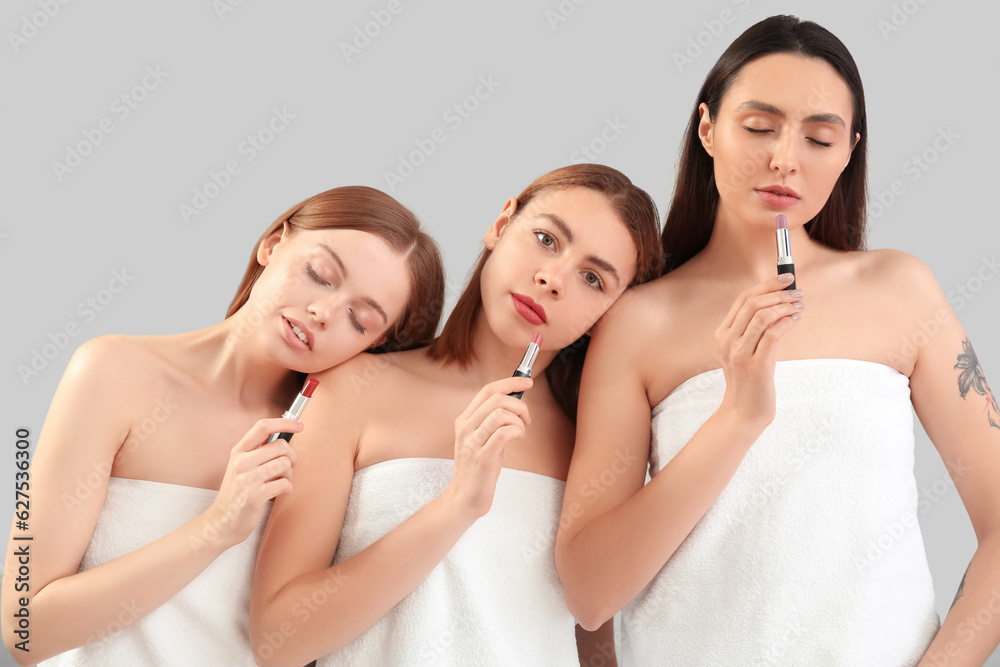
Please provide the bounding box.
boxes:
[714,274,804,430]
[446,375,533,520]
[200,417,301,548]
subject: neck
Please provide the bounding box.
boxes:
[699,203,819,283]
[460,313,557,388]
[191,312,300,410]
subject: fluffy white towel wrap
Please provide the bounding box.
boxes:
[317,458,579,667]
[38,477,268,667]
[621,359,940,666]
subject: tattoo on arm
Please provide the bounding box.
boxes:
[951,564,969,609]
[955,338,1000,430]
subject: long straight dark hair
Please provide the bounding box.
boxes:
[662,15,868,273]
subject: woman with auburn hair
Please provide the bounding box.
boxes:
[555,14,1000,666]
[1,186,445,666]
[249,164,663,666]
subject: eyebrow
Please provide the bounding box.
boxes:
[319,243,347,275]
[319,243,388,324]
[536,213,621,287]
[736,100,847,128]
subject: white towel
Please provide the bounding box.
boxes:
[39,476,269,667]
[317,458,579,667]
[621,359,940,666]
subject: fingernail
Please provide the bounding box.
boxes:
[791,313,801,320]
[793,302,805,309]
[779,273,794,282]
[791,290,804,298]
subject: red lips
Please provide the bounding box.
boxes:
[511,294,547,325]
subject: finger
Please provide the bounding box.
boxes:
[260,477,294,501]
[752,311,802,359]
[458,377,534,422]
[720,274,799,331]
[728,289,804,340]
[236,440,298,471]
[233,418,304,453]
[734,304,802,358]
[464,408,525,451]
[479,423,526,461]
[466,393,532,434]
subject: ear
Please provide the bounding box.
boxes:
[697,103,715,158]
[845,132,861,168]
[256,221,290,267]
[484,198,518,250]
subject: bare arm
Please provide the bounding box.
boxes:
[555,275,803,630]
[1,337,298,664]
[900,259,1000,666]
[250,370,534,667]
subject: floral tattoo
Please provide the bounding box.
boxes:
[955,338,1000,430]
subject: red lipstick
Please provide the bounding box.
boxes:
[509,332,542,399]
[267,378,319,443]
[512,294,547,325]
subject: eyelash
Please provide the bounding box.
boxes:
[533,231,605,292]
[743,127,833,148]
[308,264,366,335]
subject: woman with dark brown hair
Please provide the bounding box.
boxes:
[555,14,1000,666]
[249,164,663,666]
[2,186,445,666]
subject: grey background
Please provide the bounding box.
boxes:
[2,0,998,665]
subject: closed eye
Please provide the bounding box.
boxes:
[348,308,366,335]
[306,264,329,286]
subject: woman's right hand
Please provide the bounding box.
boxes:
[715,273,804,427]
[199,418,301,549]
[446,376,533,520]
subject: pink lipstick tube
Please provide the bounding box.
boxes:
[508,333,542,399]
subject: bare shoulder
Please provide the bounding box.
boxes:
[64,334,162,397]
[852,248,947,308]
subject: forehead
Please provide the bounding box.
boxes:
[294,227,411,303]
[723,53,854,122]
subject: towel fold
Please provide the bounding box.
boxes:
[621,359,940,666]
[318,458,579,667]
[39,476,269,667]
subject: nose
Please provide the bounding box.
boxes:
[534,260,566,297]
[307,291,346,329]
[769,128,800,176]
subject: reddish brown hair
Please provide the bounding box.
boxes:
[428,164,664,418]
[227,186,445,351]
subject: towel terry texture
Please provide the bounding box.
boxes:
[620,359,941,666]
[38,476,268,667]
[317,457,579,667]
